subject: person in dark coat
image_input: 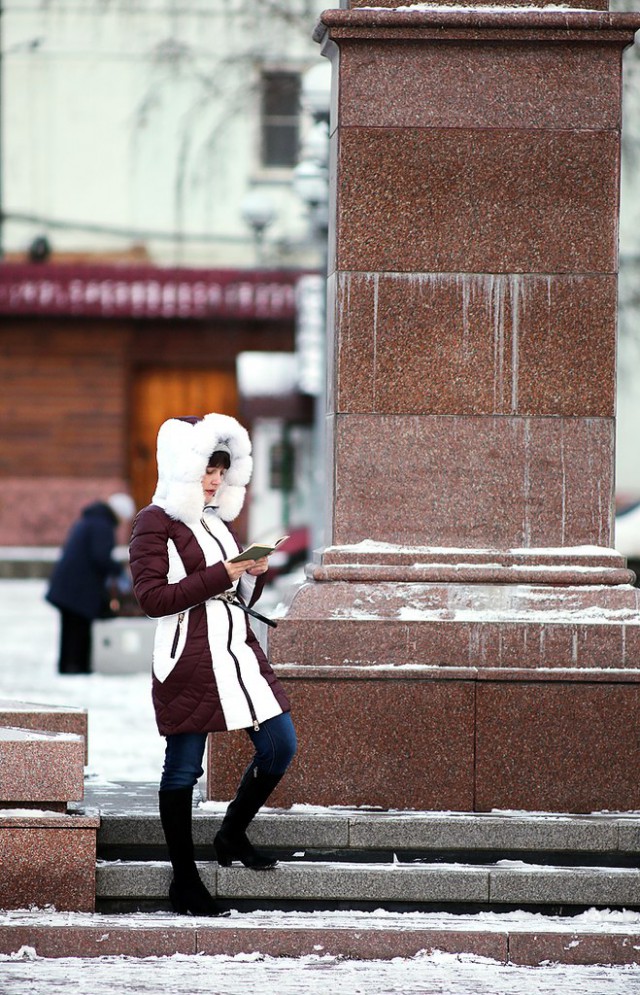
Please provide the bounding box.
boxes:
[129,412,297,917]
[47,493,136,674]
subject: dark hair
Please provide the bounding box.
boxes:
[207,450,231,470]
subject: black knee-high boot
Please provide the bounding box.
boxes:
[214,766,283,870]
[158,787,226,915]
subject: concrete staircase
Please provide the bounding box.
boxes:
[94,787,640,916]
[2,780,640,963]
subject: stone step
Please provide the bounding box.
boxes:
[2,906,640,965]
[95,858,640,913]
[97,807,640,862]
[0,808,99,911]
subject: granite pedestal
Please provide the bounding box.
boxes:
[207,5,640,813]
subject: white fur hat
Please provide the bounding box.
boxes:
[152,413,252,524]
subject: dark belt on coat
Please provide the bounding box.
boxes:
[212,591,277,629]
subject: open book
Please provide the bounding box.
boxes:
[229,536,289,563]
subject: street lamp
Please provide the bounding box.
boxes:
[295,61,331,239]
[292,156,329,235]
[300,61,331,125]
[240,189,276,265]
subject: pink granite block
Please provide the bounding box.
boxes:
[475,682,640,812]
[331,414,614,547]
[271,577,640,666]
[345,1,608,8]
[337,41,621,130]
[0,699,88,764]
[509,931,640,966]
[333,273,617,417]
[0,925,195,957]
[272,620,640,675]
[272,618,413,667]
[336,129,619,274]
[271,580,640,669]
[410,619,639,675]
[208,677,476,810]
[0,816,98,912]
[272,619,640,675]
[0,812,98,829]
[196,926,508,961]
[0,728,85,806]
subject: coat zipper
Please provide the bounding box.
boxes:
[170,612,185,659]
[223,603,260,731]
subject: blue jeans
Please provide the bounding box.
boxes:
[160,711,297,792]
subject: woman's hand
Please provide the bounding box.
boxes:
[246,556,269,576]
[224,559,254,583]
[224,556,269,583]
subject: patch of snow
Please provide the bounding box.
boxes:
[327,542,619,557]
[0,946,639,995]
[396,605,639,624]
[3,905,640,935]
[0,808,66,818]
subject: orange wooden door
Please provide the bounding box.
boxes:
[130,367,239,509]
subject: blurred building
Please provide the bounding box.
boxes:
[0,0,327,547]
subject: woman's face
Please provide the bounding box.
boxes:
[202,465,226,504]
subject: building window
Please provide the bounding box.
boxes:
[261,71,301,168]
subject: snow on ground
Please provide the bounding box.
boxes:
[0,579,164,784]
[2,579,640,993]
[1,948,640,995]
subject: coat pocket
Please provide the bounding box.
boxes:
[153,609,189,683]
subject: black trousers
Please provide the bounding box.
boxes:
[58,609,92,674]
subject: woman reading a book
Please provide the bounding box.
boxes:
[129,413,297,916]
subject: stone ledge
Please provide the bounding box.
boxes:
[1,910,640,965]
[310,545,635,587]
[316,7,640,40]
[0,698,88,764]
[0,809,100,829]
[0,727,85,807]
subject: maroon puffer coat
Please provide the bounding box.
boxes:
[130,504,290,736]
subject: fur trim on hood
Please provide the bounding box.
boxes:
[152,413,252,524]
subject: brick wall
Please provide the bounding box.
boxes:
[0,318,129,478]
[0,318,129,544]
[0,315,296,546]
